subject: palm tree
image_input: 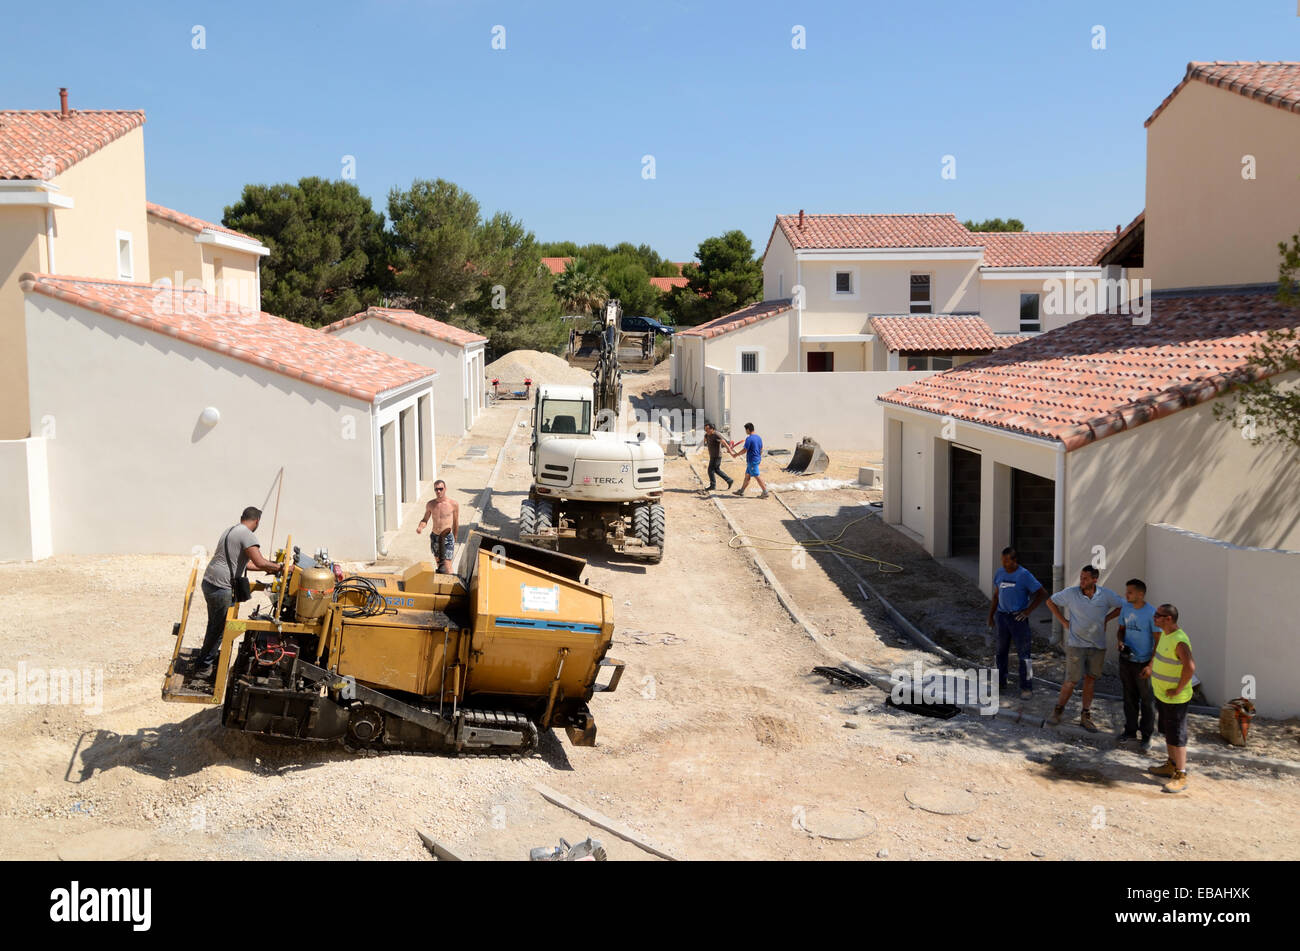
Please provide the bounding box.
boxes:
[552,257,608,317]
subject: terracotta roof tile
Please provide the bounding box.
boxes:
[976,231,1115,268]
[0,109,145,179]
[20,274,435,403]
[878,290,1300,451]
[774,213,979,251]
[541,257,572,275]
[322,306,487,348]
[146,201,265,248]
[676,298,792,339]
[1093,211,1145,266]
[649,276,689,292]
[870,316,1029,353]
[1146,61,1300,127]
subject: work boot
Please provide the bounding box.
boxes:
[1116,731,1137,745]
[1080,710,1099,733]
[732,488,744,496]
[1048,705,1065,726]
[758,491,770,499]
[1149,760,1177,777]
[1162,770,1189,794]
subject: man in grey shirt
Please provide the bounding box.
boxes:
[195,506,283,680]
[1046,564,1123,731]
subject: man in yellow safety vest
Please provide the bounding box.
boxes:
[1142,604,1196,794]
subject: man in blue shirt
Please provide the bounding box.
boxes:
[730,422,769,499]
[1116,578,1158,749]
[1046,565,1124,732]
[987,547,1048,699]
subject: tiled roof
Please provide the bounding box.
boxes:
[1094,211,1145,266]
[20,274,435,402]
[146,201,265,247]
[977,231,1115,268]
[878,290,1300,451]
[0,109,145,179]
[1146,61,1300,127]
[322,306,487,348]
[541,257,572,275]
[870,316,1029,353]
[649,276,689,292]
[676,298,792,339]
[773,214,980,252]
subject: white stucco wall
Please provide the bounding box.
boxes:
[329,318,479,436]
[730,371,929,452]
[0,437,52,562]
[1146,522,1299,717]
[24,293,390,560]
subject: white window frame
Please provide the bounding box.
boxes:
[909,272,932,314]
[738,347,764,373]
[1019,292,1041,332]
[831,266,859,300]
[116,230,134,280]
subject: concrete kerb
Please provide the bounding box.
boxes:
[704,479,1297,778]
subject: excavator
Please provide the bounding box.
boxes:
[522,300,666,562]
[161,531,624,754]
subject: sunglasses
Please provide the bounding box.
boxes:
[435,486,446,492]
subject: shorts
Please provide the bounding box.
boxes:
[431,531,454,563]
[1064,646,1106,681]
[1155,698,1189,747]
[746,461,761,477]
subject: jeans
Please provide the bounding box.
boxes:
[199,580,234,664]
[994,611,1033,691]
[706,456,733,488]
[1118,658,1156,738]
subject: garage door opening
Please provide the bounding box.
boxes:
[949,446,980,557]
[1011,468,1054,586]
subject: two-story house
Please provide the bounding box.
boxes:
[670,213,1114,447]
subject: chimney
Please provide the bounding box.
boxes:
[59,87,68,118]
[798,209,805,230]
[1115,224,1121,234]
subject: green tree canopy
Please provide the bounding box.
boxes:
[386,178,485,315]
[222,177,386,326]
[668,229,763,325]
[460,211,564,355]
[962,217,1025,232]
[553,257,608,317]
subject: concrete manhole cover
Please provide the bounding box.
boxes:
[904,784,979,815]
[798,806,877,840]
[57,827,152,861]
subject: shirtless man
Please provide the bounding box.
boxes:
[416,480,460,574]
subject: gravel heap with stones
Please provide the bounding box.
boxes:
[486,350,592,386]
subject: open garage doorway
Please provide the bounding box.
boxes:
[949,446,981,558]
[1011,468,1054,585]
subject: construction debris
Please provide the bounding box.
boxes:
[534,783,679,861]
[812,665,873,689]
[530,836,608,861]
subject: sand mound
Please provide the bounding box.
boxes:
[486,350,592,385]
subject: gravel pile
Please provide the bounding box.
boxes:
[486,350,591,386]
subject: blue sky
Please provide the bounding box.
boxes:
[4,0,1299,259]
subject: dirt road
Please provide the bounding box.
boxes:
[1,365,1295,861]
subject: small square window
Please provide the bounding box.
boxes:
[741,352,759,373]
[1020,293,1041,332]
[835,271,852,294]
[910,274,931,314]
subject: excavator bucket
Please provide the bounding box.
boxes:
[784,437,829,475]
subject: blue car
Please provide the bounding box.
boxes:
[621,315,674,336]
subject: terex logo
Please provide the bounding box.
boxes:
[50,881,151,931]
[582,477,624,485]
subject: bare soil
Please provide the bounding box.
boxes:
[0,363,1295,860]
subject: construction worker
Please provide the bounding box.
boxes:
[416,480,460,574]
[986,547,1047,700]
[1116,578,1158,749]
[196,507,284,681]
[1144,604,1196,794]
[730,422,769,499]
[1046,565,1123,732]
[701,422,734,493]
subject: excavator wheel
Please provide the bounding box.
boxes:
[631,503,650,545]
[536,499,555,533]
[649,503,665,551]
[519,498,537,535]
